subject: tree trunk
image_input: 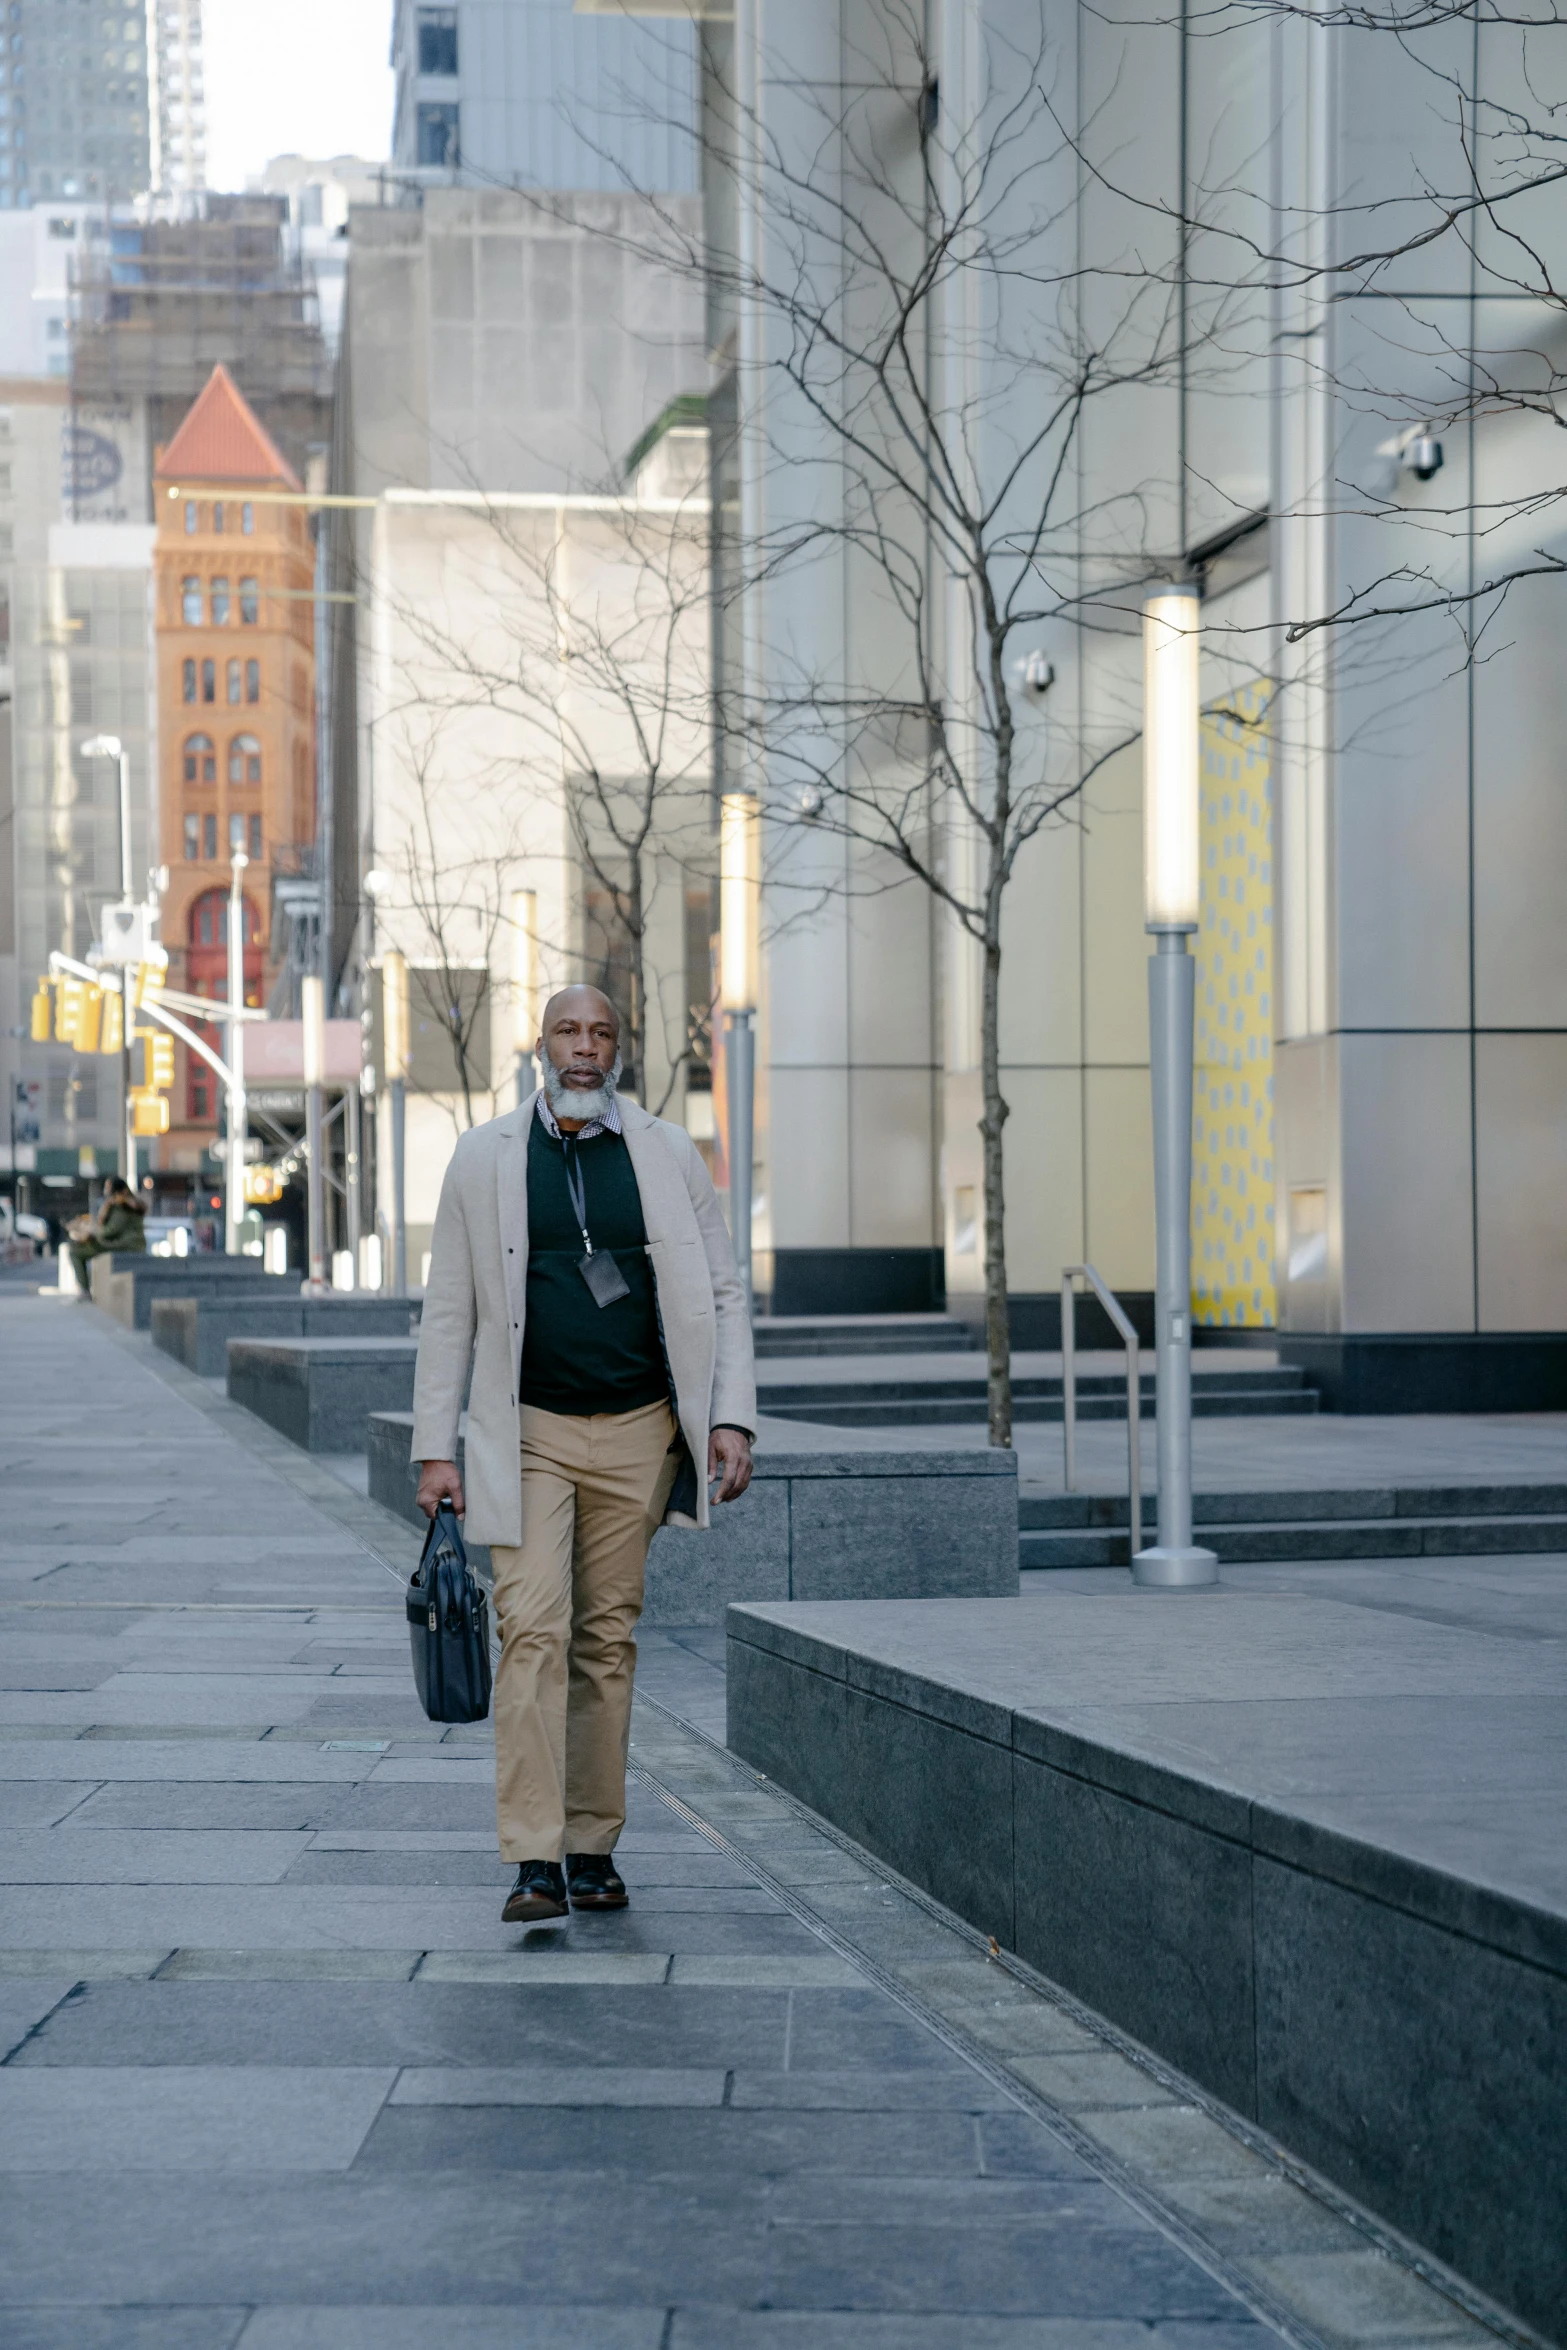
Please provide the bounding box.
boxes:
[978,926,1011,1447]
[626,858,647,1098]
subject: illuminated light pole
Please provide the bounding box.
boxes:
[81,734,135,1189]
[382,950,410,1296]
[511,887,538,1108]
[720,791,760,1310]
[1135,587,1218,1588]
[302,973,327,1294]
[226,851,250,1257]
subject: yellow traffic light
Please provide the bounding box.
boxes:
[244,1162,287,1206]
[99,989,124,1055]
[77,985,104,1054]
[146,1028,176,1090]
[54,975,84,1045]
[135,949,169,1007]
[30,983,50,1042]
[129,1089,171,1138]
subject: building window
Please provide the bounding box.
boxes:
[182,657,196,702]
[248,812,263,859]
[183,812,199,860]
[417,8,458,74]
[416,102,459,167]
[213,501,224,534]
[242,503,253,534]
[200,658,215,702]
[184,500,197,535]
[245,659,259,703]
[192,888,260,947]
[202,811,217,860]
[239,576,258,624]
[183,731,215,784]
[210,576,229,624]
[189,1068,210,1123]
[181,574,202,624]
[228,732,261,785]
[229,812,246,855]
[227,657,241,704]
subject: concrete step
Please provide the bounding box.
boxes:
[753,1314,980,1358]
[1018,1478,1567,1565]
[763,1376,1317,1428]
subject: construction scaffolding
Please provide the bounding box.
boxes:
[68,195,333,497]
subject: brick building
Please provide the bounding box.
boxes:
[152,364,315,1168]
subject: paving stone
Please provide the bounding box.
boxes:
[0,1979,74,2058]
[235,2313,667,2350]
[390,2064,728,2106]
[0,1830,311,1883]
[3,2312,248,2350]
[0,2066,395,2170]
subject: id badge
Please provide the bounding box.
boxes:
[579,1249,631,1308]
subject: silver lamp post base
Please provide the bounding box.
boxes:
[1132,1544,1219,1588]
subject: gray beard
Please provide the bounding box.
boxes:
[542,1056,620,1126]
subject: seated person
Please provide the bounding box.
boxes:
[68,1175,147,1296]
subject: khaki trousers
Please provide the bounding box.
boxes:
[488,1397,679,1864]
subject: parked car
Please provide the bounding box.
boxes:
[0,1199,49,1261]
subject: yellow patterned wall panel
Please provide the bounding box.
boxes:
[1192,694,1276,1327]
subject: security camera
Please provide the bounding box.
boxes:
[798,785,824,819]
[1403,431,1443,482]
[1021,650,1056,702]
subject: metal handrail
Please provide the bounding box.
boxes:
[1061,1265,1144,1562]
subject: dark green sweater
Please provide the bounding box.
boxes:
[520,1119,670,1415]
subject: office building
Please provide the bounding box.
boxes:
[148,0,205,198]
[710,1,1567,1402]
[1,1,152,209]
[389,0,698,196]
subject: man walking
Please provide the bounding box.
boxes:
[411,985,756,1923]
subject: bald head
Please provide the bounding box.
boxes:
[541,984,620,1043]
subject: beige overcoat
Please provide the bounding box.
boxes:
[410,1093,757,1546]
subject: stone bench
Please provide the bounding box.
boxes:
[227,1337,421,1453]
[90,1251,289,1330]
[154,1293,422,1378]
[368,1410,1018,1624]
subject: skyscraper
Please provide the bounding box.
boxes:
[1,1,153,208]
[149,0,206,197]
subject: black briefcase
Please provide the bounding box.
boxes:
[406,1500,493,1724]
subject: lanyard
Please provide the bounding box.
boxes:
[561,1137,594,1256]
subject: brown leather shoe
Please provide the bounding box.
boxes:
[565,1853,628,1910]
[502,1860,568,1923]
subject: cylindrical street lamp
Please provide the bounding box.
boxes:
[225,852,249,1257]
[1134,587,1217,1589]
[720,791,760,1309]
[511,887,538,1108]
[81,733,135,1189]
[382,950,410,1296]
[302,973,327,1293]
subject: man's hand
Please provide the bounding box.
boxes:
[708,1426,753,1505]
[415,1458,466,1520]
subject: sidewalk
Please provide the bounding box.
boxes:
[0,1295,1521,2348]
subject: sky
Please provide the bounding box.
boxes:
[201,0,396,192]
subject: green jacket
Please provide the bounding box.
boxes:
[94,1198,147,1254]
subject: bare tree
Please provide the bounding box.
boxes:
[389,480,716,1117]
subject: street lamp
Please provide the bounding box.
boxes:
[80,734,135,1189]
[226,852,250,1258]
[382,951,410,1296]
[1135,587,1217,1588]
[720,791,760,1309]
[302,973,327,1293]
[510,887,538,1108]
